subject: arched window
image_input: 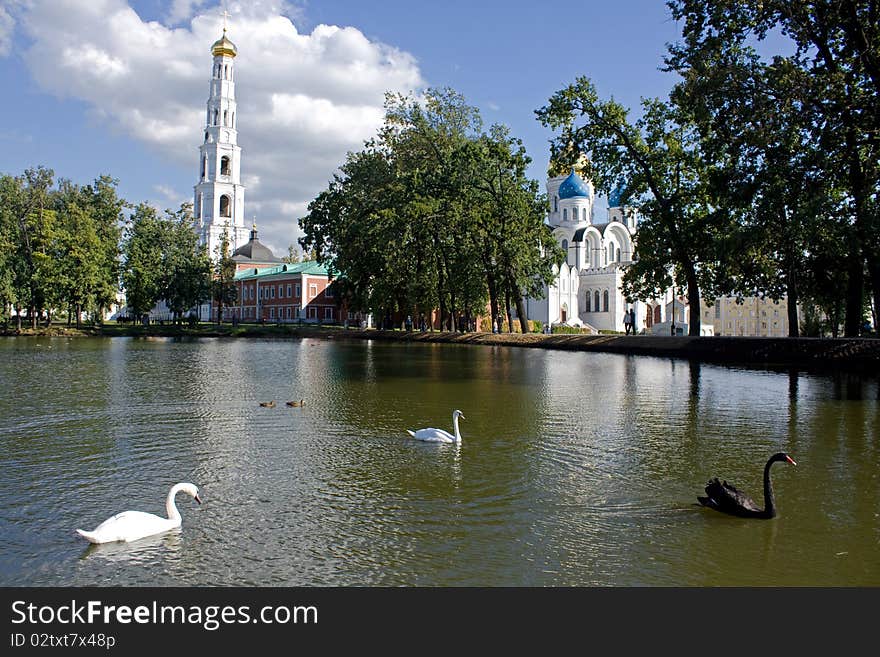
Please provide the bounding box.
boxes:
[213,109,219,125]
[223,110,228,126]
[204,130,208,143]
[201,157,207,179]
[220,195,231,217]
[594,290,600,312]
[603,290,609,312]
[654,305,662,324]
[554,196,558,212]
[563,208,568,222]
[585,290,591,312]
[231,112,235,128]
[220,156,230,176]
[583,208,588,222]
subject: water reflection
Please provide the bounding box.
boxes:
[0,337,877,586]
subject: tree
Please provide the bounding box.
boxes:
[537,79,725,335]
[121,203,165,321]
[300,88,559,333]
[4,167,56,329]
[667,0,880,335]
[82,175,126,323]
[163,203,211,323]
[53,183,102,328]
[212,229,237,323]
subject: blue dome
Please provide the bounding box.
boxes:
[558,169,590,199]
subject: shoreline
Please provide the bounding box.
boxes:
[3,324,879,374]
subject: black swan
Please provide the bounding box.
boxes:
[697,452,796,519]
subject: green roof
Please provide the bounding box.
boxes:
[234,261,330,281]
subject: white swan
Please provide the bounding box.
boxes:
[75,483,201,544]
[407,410,465,443]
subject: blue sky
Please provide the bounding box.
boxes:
[0,1,683,254]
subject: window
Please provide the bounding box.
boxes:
[563,209,568,221]
[295,284,301,298]
[220,156,230,176]
[603,290,609,312]
[585,290,591,312]
[309,284,318,298]
[201,157,206,179]
[594,291,600,312]
[278,284,283,298]
[219,195,231,217]
[286,307,291,319]
[308,307,318,319]
[715,304,720,319]
[554,196,558,212]
[270,307,275,319]
[286,284,292,298]
[325,307,334,320]
[270,287,275,299]
[325,285,334,299]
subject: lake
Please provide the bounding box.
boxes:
[1,336,877,585]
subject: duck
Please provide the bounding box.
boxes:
[407,410,465,444]
[75,483,201,544]
[286,399,304,407]
[259,401,276,408]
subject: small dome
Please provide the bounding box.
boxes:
[212,30,237,58]
[558,169,591,199]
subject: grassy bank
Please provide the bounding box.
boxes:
[3,322,878,374]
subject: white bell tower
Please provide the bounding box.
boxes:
[193,25,250,260]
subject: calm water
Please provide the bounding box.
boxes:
[0,336,877,586]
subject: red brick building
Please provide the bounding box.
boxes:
[231,261,343,324]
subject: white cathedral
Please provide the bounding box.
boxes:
[523,166,659,334]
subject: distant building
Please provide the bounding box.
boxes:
[229,261,350,325]
[701,296,794,337]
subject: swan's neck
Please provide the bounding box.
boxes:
[452,415,462,443]
[762,459,777,517]
[165,484,184,522]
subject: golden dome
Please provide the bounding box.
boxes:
[211,30,237,58]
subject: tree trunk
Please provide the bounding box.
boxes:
[684,264,701,336]
[76,304,82,330]
[786,267,800,338]
[515,291,529,334]
[843,240,863,337]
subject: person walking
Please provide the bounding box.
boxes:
[623,309,632,335]
[629,307,637,335]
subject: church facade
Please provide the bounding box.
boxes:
[523,168,651,333]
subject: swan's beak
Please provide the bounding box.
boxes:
[194,494,202,505]
[785,456,797,466]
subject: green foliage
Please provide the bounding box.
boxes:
[667,0,880,336]
[121,203,165,319]
[163,203,211,321]
[299,87,558,331]
[212,229,237,323]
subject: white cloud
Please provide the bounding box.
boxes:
[15,0,424,254]
[166,0,208,25]
[0,3,16,56]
